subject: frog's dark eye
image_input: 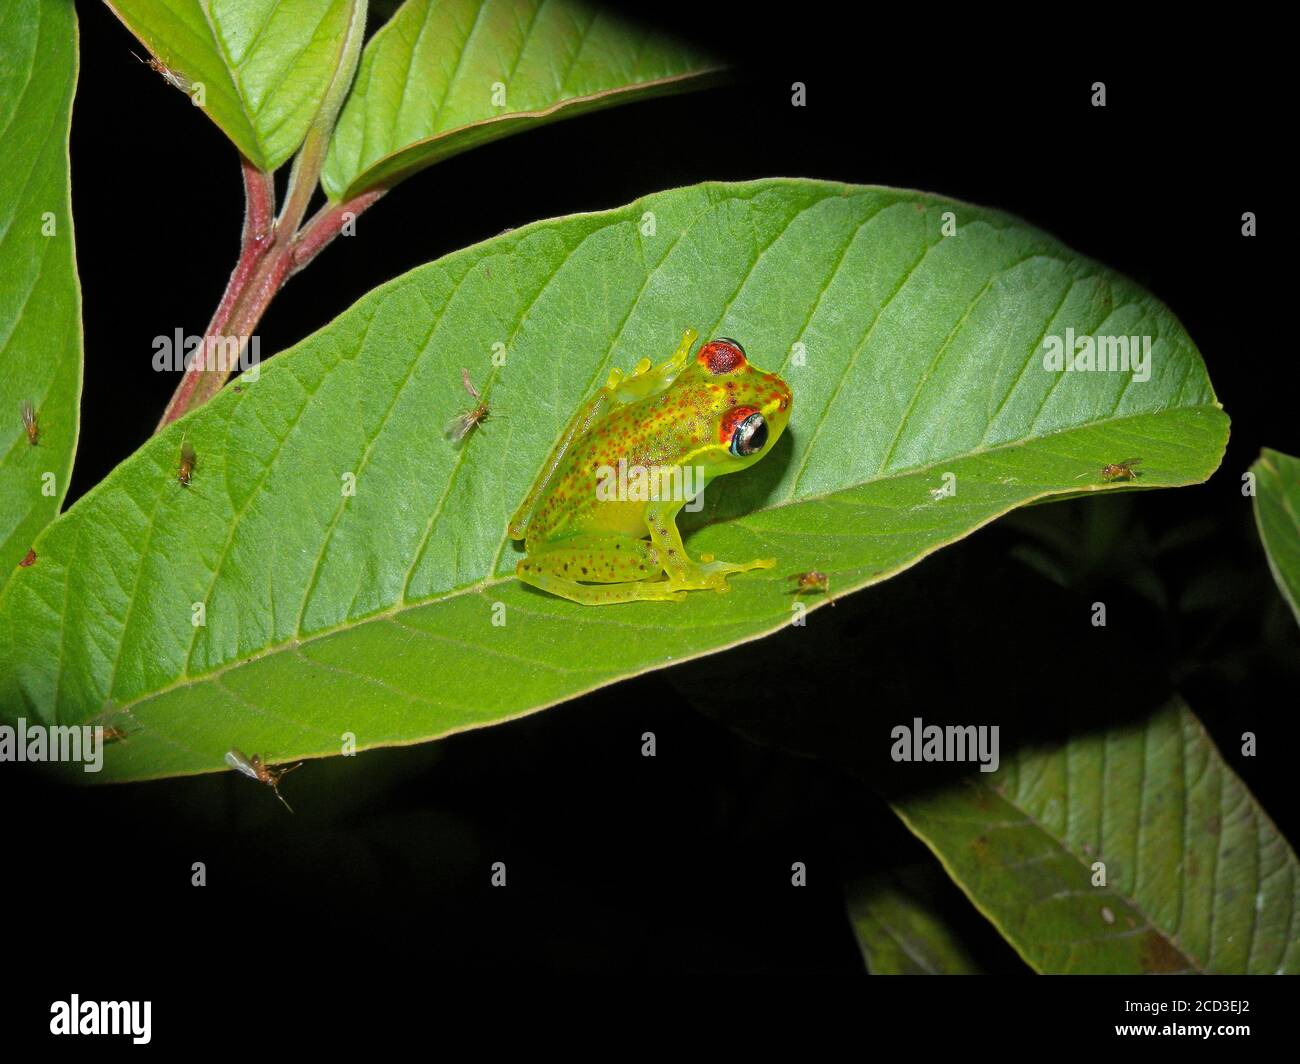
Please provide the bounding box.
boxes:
[698,338,747,375]
[729,411,768,457]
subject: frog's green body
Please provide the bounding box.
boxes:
[508,330,792,604]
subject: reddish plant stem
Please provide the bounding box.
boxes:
[291,188,385,275]
[157,159,275,429]
[156,166,386,431]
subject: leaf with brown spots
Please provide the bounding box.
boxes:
[892,697,1300,974]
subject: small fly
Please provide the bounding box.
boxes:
[177,435,197,487]
[225,749,303,813]
[21,400,38,446]
[1078,458,1142,484]
[133,51,192,94]
[1100,458,1142,482]
[788,570,834,605]
[445,368,494,446]
[93,707,137,745]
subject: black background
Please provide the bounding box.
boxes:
[3,0,1294,1039]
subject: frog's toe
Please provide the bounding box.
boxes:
[682,561,768,592]
[698,557,774,576]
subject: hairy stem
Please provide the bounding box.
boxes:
[156,159,275,429]
[291,188,386,274]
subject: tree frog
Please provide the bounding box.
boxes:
[508,329,792,604]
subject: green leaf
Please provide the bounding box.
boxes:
[320,0,722,201]
[1251,448,1300,626]
[846,865,984,974]
[891,696,1300,974]
[0,0,82,577]
[103,0,366,171]
[0,179,1228,780]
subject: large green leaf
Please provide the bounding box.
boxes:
[0,0,82,577]
[103,0,365,171]
[0,179,1227,780]
[892,696,1300,974]
[1252,448,1300,626]
[320,0,722,200]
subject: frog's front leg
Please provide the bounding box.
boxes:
[644,502,775,593]
[515,534,688,604]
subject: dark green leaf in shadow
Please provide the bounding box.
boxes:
[846,863,984,974]
[1251,448,1300,627]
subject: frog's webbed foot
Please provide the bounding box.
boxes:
[659,327,697,375]
[668,554,776,594]
[606,329,698,403]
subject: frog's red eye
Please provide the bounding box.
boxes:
[698,338,746,375]
[720,405,766,456]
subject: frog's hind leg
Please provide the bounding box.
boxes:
[644,502,775,592]
[515,535,686,605]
